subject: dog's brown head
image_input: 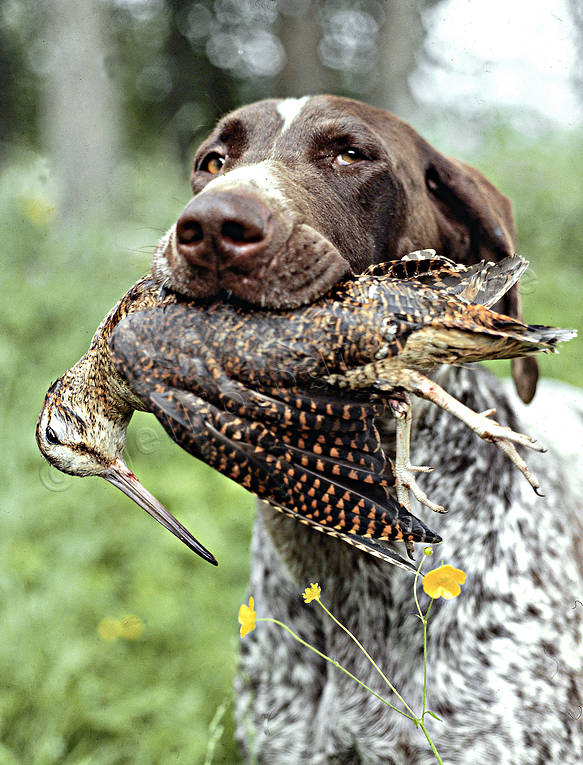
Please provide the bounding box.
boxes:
[152,95,537,401]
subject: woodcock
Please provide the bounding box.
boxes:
[36,249,575,571]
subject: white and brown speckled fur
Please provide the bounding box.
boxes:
[236,367,583,764]
[155,96,581,762]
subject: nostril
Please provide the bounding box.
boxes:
[178,220,203,245]
[222,220,263,244]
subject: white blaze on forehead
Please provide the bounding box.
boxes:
[198,160,290,208]
[276,96,311,134]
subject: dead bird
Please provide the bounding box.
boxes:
[114,250,575,526]
[37,251,574,568]
[36,277,434,573]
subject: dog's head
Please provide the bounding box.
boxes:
[153,95,537,401]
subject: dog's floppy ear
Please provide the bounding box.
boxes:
[415,140,538,403]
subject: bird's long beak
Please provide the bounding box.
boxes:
[102,457,217,566]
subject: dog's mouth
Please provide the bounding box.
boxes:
[152,223,352,310]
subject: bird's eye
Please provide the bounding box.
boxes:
[200,152,226,175]
[45,426,60,445]
[335,149,367,166]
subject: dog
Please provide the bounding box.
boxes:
[153,96,583,763]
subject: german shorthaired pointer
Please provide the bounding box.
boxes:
[154,96,583,764]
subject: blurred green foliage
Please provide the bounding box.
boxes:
[1,121,582,764]
[1,151,252,764]
[472,123,583,383]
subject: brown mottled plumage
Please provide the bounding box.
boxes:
[113,251,574,516]
[37,251,575,569]
[37,274,435,572]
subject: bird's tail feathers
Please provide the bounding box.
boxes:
[518,325,577,350]
[461,255,529,308]
[451,308,577,355]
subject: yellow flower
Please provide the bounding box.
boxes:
[98,617,122,642]
[239,596,257,638]
[422,565,466,600]
[119,614,144,640]
[303,583,322,603]
[98,614,144,642]
[22,195,56,227]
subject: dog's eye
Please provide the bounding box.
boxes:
[200,152,226,175]
[335,149,367,166]
[45,426,60,445]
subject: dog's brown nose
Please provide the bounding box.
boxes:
[175,192,273,268]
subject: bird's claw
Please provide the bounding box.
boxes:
[394,462,447,514]
[394,369,547,495]
[404,539,416,559]
[384,370,546,497]
[494,437,543,494]
[391,394,448,515]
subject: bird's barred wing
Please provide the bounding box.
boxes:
[333,254,573,367]
[357,254,528,308]
[110,309,441,570]
[148,388,439,543]
[360,252,460,280]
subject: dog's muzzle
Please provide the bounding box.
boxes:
[152,190,351,308]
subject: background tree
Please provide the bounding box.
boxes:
[568,0,583,106]
[2,0,444,175]
[42,0,121,218]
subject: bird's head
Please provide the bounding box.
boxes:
[36,368,128,478]
[36,364,217,565]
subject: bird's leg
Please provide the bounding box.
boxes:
[381,369,544,494]
[389,395,446,515]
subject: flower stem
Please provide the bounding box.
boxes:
[254,566,446,765]
[257,618,415,721]
[411,557,443,764]
[314,600,417,720]
[413,555,425,619]
[419,720,444,765]
[413,556,434,719]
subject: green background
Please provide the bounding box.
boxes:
[2,123,582,765]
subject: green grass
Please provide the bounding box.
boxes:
[1,124,582,764]
[0,151,251,764]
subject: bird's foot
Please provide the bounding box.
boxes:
[393,461,447,514]
[389,396,447,515]
[399,370,545,495]
[440,398,543,493]
[404,539,415,559]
